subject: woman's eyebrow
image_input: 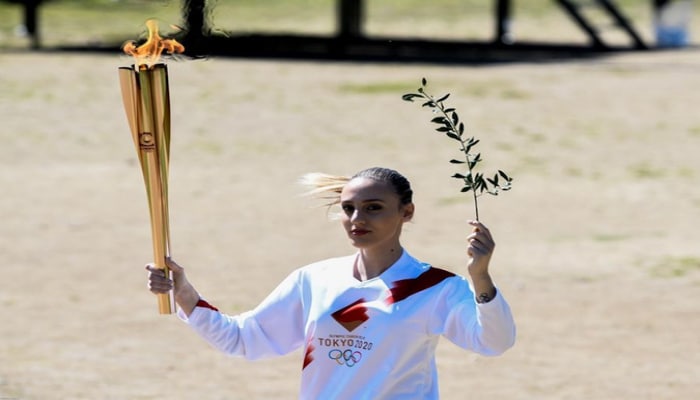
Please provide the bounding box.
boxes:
[340,198,386,203]
[360,198,386,203]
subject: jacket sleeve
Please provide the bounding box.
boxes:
[430,276,516,356]
[179,269,306,360]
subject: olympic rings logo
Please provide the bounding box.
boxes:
[328,349,363,367]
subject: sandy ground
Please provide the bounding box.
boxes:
[1,45,699,399]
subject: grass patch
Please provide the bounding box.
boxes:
[514,126,547,143]
[458,79,530,100]
[628,162,665,179]
[603,65,642,76]
[516,154,548,175]
[678,167,695,178]
[591,233,630,242]
[564,166,583,177]
[571,120,604,139]
[649,256,700,278]
[337,81,415,95]
[500,89,530,100]
[495,141,516,152]
[189,139,224,155]
[340,77,530,100]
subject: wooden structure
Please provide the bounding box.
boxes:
[179,0,659,62]
[9,0,681,61]
[177,0,655,62]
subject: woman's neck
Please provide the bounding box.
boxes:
[354,245,403,281]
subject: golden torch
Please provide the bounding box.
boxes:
[119,20,184,314]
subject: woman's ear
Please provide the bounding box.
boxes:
[402,203,415,221]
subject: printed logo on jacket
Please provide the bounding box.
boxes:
[302,267,454,370]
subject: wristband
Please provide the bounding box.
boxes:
[476,289,496,304]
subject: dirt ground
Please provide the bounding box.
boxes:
[1,45,699,399]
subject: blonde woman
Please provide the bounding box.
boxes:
[147,166,515,399]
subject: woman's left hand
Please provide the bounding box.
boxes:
[466,220,495,278]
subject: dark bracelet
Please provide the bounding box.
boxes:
[476,289,497,304]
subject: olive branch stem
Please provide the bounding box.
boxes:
[403,78,512,221]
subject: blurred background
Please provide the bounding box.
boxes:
[1,0,698,55]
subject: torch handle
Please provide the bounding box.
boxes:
[120,66,175,314]
[142,148,175,314]
[151,65,175,314]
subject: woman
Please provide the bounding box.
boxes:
[147,167,515,399]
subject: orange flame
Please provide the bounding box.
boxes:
[123,19,185,68]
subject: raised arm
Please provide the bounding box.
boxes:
[433,221,515,355]
[466,220,497,304]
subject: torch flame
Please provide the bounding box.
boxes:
[123,19,185,68]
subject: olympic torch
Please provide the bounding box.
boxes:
[119,20,184,314]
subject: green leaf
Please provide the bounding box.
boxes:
[465,139,479,153]
[446,132,460,140]
[403,77,513,206]
[436,93,450,103]
[498,170,512,181]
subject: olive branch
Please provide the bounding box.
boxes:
[402,78,513,221]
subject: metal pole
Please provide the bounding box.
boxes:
[338,0,364,38]
[495,0,513,44]
[24,0,41,49]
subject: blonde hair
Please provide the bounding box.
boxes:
[300,167,414,209]
[300,172,350,207]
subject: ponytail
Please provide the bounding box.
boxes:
[299,172,350,207]
[301,167,413,209]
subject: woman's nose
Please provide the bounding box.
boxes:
[350,209,364,223]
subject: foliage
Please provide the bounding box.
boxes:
[403,78,512,221]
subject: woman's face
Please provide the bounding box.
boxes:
[339,177,414,250]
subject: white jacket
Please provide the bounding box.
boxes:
[181,250,516,399]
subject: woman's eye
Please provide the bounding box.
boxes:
[341,205,354,213]
[366,204,383,212]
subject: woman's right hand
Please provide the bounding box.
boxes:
[146,264,171,294]
[146,258,200,316]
